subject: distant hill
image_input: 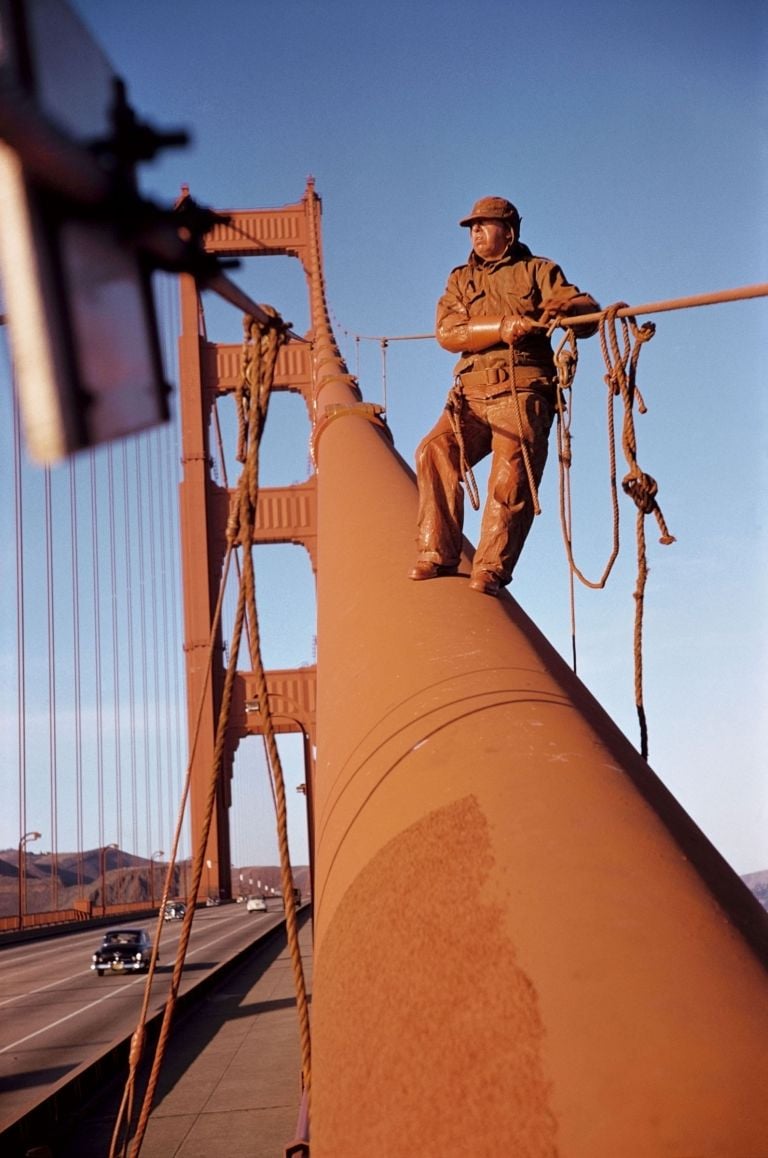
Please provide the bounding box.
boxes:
[742,869,768,911]
[3,844,759,917]
[0,847,310,918]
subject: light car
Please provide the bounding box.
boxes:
[246,895,267,913]
[163,901,186,921]
[91,928,154,976]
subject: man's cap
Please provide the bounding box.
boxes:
[459,196,520,228]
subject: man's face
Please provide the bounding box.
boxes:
[469,218,512,261]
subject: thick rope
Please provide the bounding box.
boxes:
[556,304,674,759]
[128,535,251,1158]
[445,340,545,518]
[445,380,480,511]
[121,308,312,1157]
[600,305,675,760]
[554,327,621,592]
[109,542,236,1158]
[229,312,313,1102]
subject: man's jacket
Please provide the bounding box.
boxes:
[436,241,598,381]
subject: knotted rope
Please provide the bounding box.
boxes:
[555,304,675,758]
[601,305,675,759]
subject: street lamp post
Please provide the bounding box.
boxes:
[100,843,119,918]
[150,850,164,910]
[18,831,42,930]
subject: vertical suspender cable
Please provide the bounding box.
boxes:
[135,441,154,856]
[90,450,105,851]
[161,419,187,875]
[146,437,166,852]
[44,465,59,911]
[158,274,187,868]
[68,459,85,894]
[154,429,175,871]
[12,392,27,889]
[122,444,139,857]
[108,445,124,867]
[159,276,188,871]
[379,338,388,413]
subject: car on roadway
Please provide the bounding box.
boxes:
[163,900,186,920]
[246,895,267,913]
[91,928,154,976]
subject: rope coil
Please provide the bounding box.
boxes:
[555,304,675,759]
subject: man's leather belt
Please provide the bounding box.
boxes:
[459,367,509,389]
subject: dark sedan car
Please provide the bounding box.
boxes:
[91,928,154,976]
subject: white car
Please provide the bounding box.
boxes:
[246,895,267,913]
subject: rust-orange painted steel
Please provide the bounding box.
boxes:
[177,272,232,900]
[299,192,768,1153]
[177,187,320,903]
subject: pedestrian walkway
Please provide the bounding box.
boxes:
[58,915,312,1158]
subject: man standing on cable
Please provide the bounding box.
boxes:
[409,196,599,596]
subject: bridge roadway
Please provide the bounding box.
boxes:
[1,903,312,1157]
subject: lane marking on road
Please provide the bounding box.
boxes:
[0,919,271,1054]
[0,978,142,1054]
[0,911,256,1009]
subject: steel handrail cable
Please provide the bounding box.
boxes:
[331,280,768,346]
[330,282,761,761]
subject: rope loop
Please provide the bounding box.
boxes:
[555,301,676,760]
[445,379,481,511]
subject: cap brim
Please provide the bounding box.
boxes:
[459,214,509,227]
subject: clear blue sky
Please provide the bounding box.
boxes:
[4,0,767,875]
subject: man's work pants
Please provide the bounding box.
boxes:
[414,389,554,585]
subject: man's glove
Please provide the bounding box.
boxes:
[500,315,536,345]
[539,293,600,334]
